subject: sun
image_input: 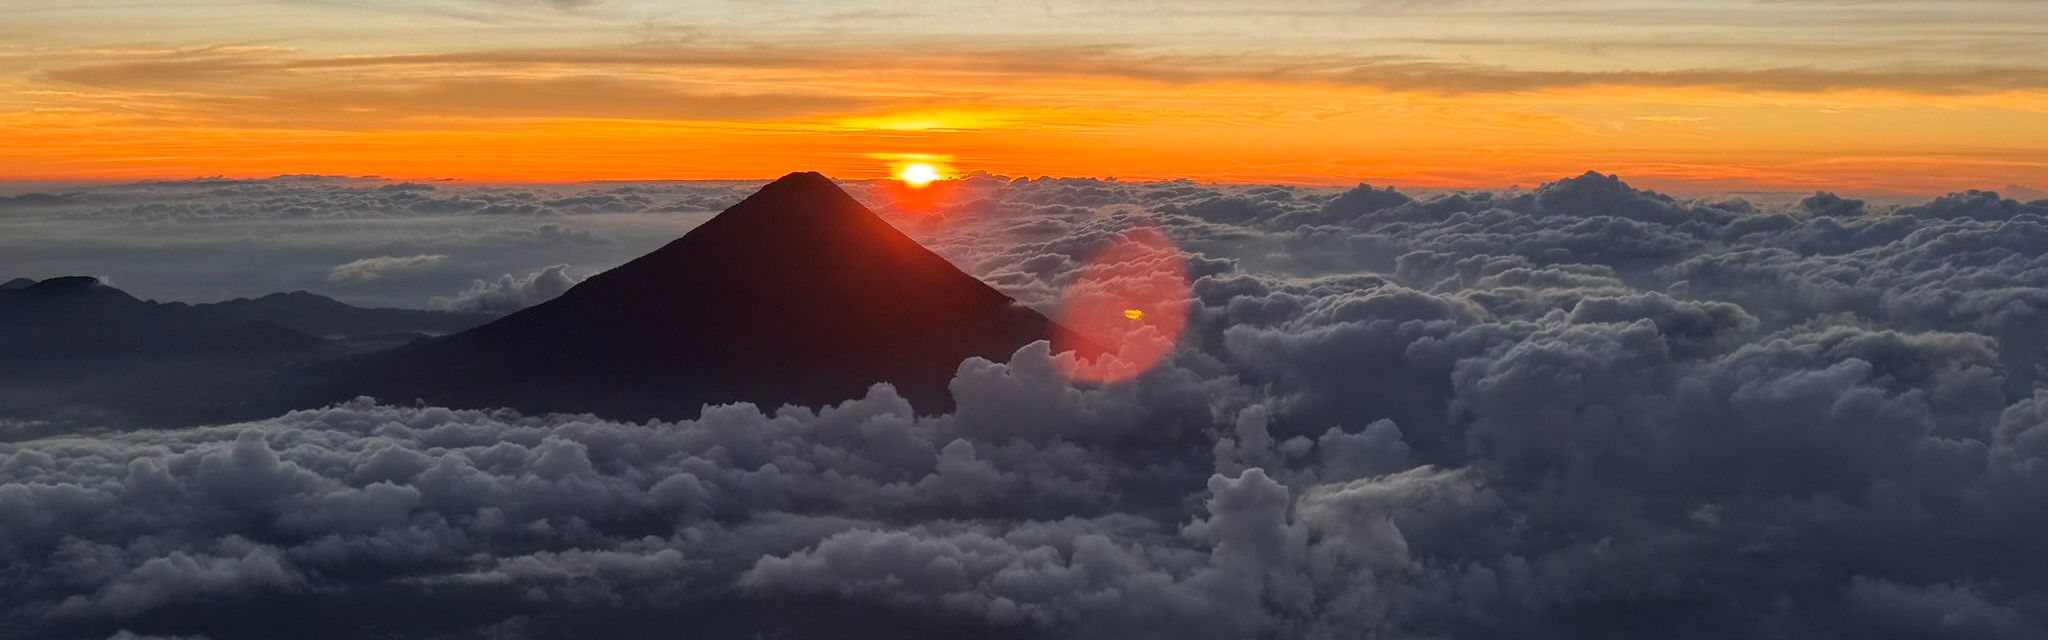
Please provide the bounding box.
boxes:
[895,162,943,188]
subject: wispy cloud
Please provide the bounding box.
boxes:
[328,253,447,284]
[40,41,2048,98]
[5,2,2048,187]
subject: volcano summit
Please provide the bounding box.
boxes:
[342,172,1084,419]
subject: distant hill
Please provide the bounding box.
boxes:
[0,277,323,357]
[0,277,493,426]
[337,171,1093,419]
[0,277,494,355]
[178,290,494,337]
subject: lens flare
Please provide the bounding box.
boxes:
[1054,226,1190,383]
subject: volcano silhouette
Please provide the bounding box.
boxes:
[342,172,1088,418]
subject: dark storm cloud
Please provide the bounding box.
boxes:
[11,172,2048,638]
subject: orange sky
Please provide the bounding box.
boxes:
[4,0,2047,195]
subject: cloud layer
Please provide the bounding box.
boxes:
[8,172,2048,638]
[0,177,731,308]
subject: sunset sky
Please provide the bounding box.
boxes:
[5,0,2046,193]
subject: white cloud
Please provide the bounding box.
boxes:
[430,264,580,314]
[326,254,448,285]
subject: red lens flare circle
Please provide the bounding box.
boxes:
[1052,225,1191,383]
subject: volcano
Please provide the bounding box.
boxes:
[340,172,1085,419]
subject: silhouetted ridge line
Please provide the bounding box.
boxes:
[0,276,502,426]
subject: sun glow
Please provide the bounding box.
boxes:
[895,162,943,188]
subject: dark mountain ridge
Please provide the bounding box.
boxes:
[0,277,494,426]
[0,278,494,352]
[0,277,320,357]
[179,290,494,337]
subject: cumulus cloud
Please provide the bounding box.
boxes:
[0,355,1208,638]
[11,171,2048,638]
[325,254,448,285]
[430,264,581,314]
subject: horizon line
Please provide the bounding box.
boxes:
[3,172,2031,201]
